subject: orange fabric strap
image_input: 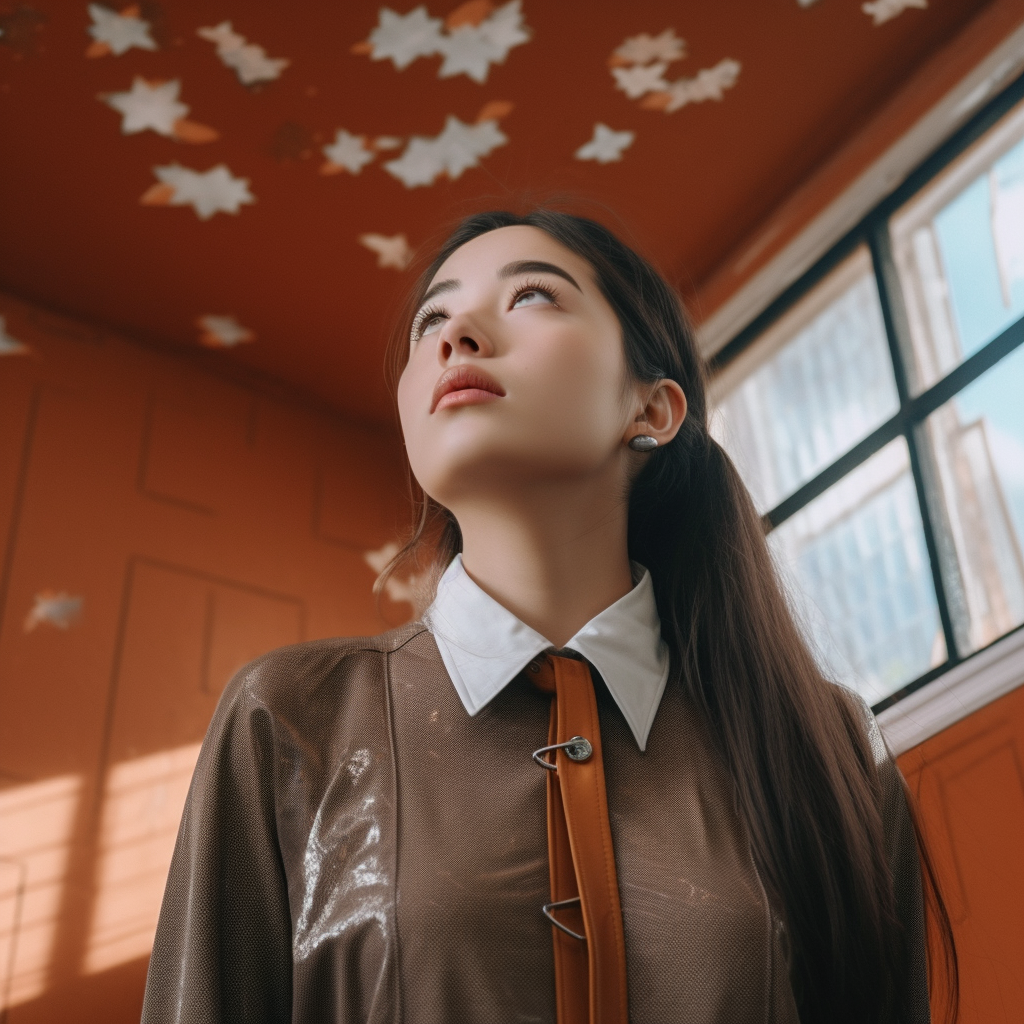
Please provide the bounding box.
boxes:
[532,654,630,1024]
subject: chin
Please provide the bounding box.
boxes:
[421,443,609,504]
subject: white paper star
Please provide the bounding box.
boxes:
[149,164,255,219]
[102,78,188,136]
[367,7,444,70]
[87,3,156,55]
[612,62,669,99]
[364,540,399,576]
[197,21,289,85]
[437,116,506,177]
[575,123,634,164]
[862,0,928,25]
[0,315,29,355]
[436,1,530,83]
[322,130,375,174]
[196,314,254,347]
[384,115,507,188]
[359,233,414,270]
[24,591,83,632]
[363,541,421,606]
[658,59,741,112]
[612,29,685,66]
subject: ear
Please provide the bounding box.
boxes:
[625,379,687,448]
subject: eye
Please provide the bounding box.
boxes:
[510,280,558,310]
[411,304,448,341]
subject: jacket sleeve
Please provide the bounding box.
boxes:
[859,695,931,1024]
[141,663,293,1024]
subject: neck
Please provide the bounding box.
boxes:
[451,476,634,648]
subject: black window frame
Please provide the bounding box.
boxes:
[709,69,1024,715]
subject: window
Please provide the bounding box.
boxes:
[710,76,1024,711]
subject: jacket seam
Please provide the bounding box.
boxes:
[383,644,404,1024]
[385,624,430,655]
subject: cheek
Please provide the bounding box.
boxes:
[396,356,426,428]
[528,331,625,427]
[397,358,443,484]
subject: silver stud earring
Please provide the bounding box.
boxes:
[628,434,658,452]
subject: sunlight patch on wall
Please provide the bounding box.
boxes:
[0,775,82,1010]
[84,743,200,974]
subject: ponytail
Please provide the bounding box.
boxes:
[634,428,908,1022]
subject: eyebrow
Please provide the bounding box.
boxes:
[418,259,583,308]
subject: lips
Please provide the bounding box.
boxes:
[430,365,506,412]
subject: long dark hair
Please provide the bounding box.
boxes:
[382,208,957,1024]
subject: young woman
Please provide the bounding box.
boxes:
[142,210,955,1024]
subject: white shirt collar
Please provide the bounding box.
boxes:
[423,553,671,751]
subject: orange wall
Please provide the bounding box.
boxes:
[0,293,410,1022]
[3,291,1023,1023]
[899,680,1024,1024]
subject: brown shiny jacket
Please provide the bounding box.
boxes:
[141,624,928,1023]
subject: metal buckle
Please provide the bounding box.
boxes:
[542,897,586,941]
[531,735,594,770]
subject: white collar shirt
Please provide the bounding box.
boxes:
[422,553,671,751]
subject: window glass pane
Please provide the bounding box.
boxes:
[890,97,1024,393]
[711,248,899,514]
[918,342,1024,654]
[769,438,946,705]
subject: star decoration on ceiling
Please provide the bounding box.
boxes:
[361,6,444,70]
[141,164,255,220]
[861,0,928,25]
[609,27,740,114]
[384,114,508,188]
[359,233,414,270]
[197,22,289,85]
[100,78,219,143]
[23,591,83,632]
[436,1,531,83]
[612,62,670,100]
[610,29,685,67]
[575,123,634,164]
[321,130,376,175]
[363,541,420,606]
[643,59,742,112]
[86,3,156,58]
[0,315,29,355]
[196,314,255,347]
[356,1,530,83]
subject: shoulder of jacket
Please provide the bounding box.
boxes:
[223,621,431,707]
[830,681,890,769]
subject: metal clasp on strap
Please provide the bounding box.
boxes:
[531,736,593,770]
[542,897,587,941]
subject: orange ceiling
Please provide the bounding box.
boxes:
[0,0,992,423]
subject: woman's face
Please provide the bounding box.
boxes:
[397,225,640,504]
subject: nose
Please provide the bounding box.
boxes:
[436,311,493,363]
